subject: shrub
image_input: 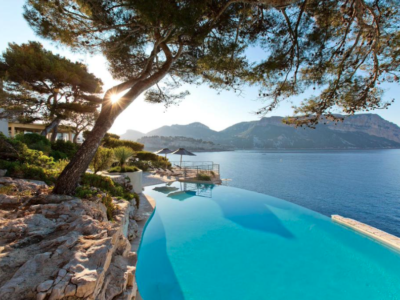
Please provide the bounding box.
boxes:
[102,195,115,221]
[104,133,120,140]
[108,166,139,173]
[196,173,212,181]
[135,151,160,161]
[53,159,70,173]
[152,159,172,169]
[15,133,51,154]
[51,140,78,159]
[80,173,135,201]
[75,186,95,199]
[49,150,68,161]
[129,160,150,171]
[113,146,134,167]
[90,147,114,174]
[8,163,58,185]
[23,149,55,168]
[0,133,28,161]
[103,137,143,151]
[81,173,116,192]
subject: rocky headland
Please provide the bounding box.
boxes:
[0,176,140,300]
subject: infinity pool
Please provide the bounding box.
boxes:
[136,182,400,300]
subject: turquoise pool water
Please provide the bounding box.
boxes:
[136,182,400,300]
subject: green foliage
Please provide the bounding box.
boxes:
[23,149,55,168]
[103,137,144,152]
[0,41,103,126]
[81,173,116,192]
[0,160,58,185]
[75,186,95,199]
[51,140,78,159]
[15,133,51,154]
[105,133,120,140]
[113,147,134,167]
[102,195,116,221]
[0,133,28,161]
[90,147,114,174]
[108,166,139,173]
[80,173,134,201]
[23,0,400,128]
[133,151,171,169]
[135,151,160,161]
[196,173,212,181]
[53,159,70,173]
[130,160,150,172]
[49,150,68,161]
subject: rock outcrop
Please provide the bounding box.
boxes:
[0,177,139,300]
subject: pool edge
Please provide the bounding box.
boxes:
[332,215,400,252]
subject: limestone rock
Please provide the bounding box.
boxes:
[0,177,140,300]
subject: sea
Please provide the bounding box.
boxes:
[182,149,400,237]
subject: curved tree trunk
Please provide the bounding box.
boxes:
[53,44,176,195]
[53,101,120,194]
[41,118,61,138]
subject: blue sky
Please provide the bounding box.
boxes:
[1,1,399,134]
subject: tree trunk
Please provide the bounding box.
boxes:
[50,125,58,143]
[53,91,133,194]
[73,131,79,144]
[41,118,61,138]
[53,51,175,195]
[53,109,118,194]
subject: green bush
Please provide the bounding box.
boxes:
[108,166,139,173]
[90,147,114,174]
[51,140,78,159]
[196,173,212,181]
[0,133,28,160]
[80,173,136,201]
[135,151,160,161]
[23,149,55,168]
[81,173,116,192]
[103,137,144,151]
[130,160,150,171]
[102,194,115,221]
[49,150,69,161]
[15,133,51,154]
[75,186,95,199]
[53,159,70,173]
[113,146,134,167]
[0,161,58,185]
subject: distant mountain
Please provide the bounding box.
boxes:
[120,114,400,149]
[146,122,219,140]
[120,129,145,141]
[138,136,231,151]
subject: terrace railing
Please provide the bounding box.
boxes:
[169,161,220,179]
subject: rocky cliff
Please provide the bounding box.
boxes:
[0,177,140,300]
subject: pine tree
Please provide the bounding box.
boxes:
[0,42,103,141]
[23,0,399,194]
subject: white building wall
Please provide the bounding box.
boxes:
[0,109,8,137]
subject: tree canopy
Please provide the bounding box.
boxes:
[24,0,400,126]
[22,0,400,194]
[0,41,103,135]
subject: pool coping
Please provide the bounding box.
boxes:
[132,193,156,300]
[332,215,400,252]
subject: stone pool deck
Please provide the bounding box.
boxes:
[332,215,400,252]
